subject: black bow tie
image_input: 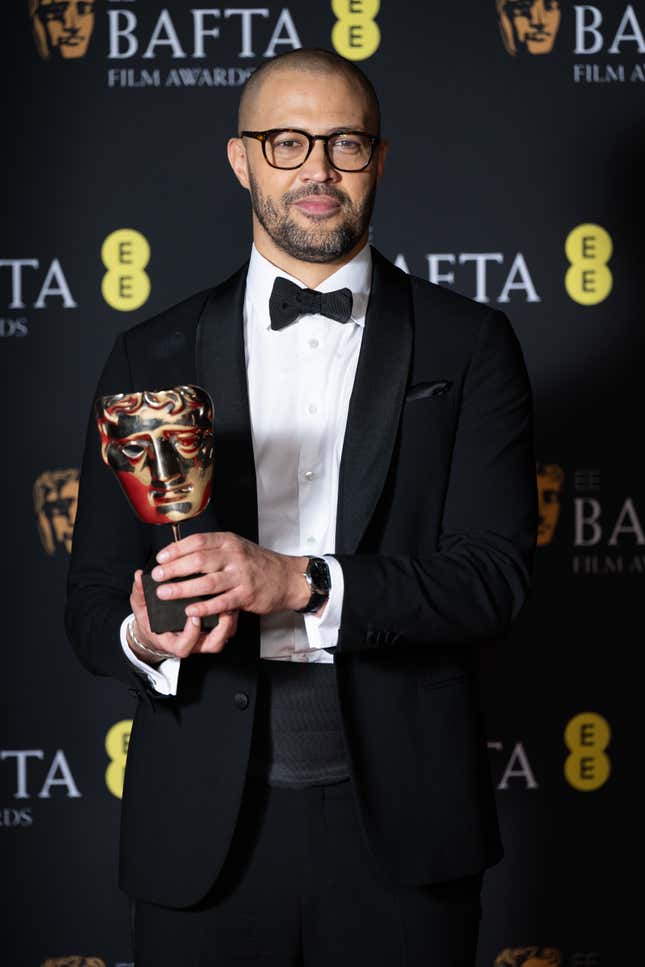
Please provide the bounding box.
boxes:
[269,276,353,331]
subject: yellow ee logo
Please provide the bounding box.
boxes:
[564,712,611,791]
[101,228,151,311]
[565,223,613,305]
[331,0,380,61]
[105,719,132,799]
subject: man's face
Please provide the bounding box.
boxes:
[229,69,385,263]
[96,388,214,526]
[499,0,561,55]
[34,0,95,60]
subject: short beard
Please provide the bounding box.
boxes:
[248,175,375,264]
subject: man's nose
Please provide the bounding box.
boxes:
[150,438,182,482]
[298,139,339,184]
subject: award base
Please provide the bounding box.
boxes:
[142,570,220,634]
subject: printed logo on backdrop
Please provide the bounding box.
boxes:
[393,224,612,305]
[536,462,645,573]
[41,959,105,967]
[34,469,79,555]
[331,0,380,61]
[495,948,562,967]
[394,251,541,304]
[564,712,610,790]
[497,0,562,57]
[105,720,132,799]
[496,948,601,966]
[565,224,612,305]
[1,748,81,828]
[29,1,305,88]
[0,257,77,338]
[537,463,564,546]
[496,2,645,84]
[30,0,96,60]
[101,228,151,311]
[42,959,133,966]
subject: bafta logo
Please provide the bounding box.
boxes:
[495,948,562,967]
[41,958,106,967]
[536,462,564,546]
[496,0,561,56]
[29,0,95,61]
[34,468,79,555]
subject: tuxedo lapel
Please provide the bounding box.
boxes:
[335,248,413,554]
[196,262,258,544]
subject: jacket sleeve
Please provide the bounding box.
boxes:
[333,309,537,653]
[65,332,153,692]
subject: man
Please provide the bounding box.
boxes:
[66,48,537,966]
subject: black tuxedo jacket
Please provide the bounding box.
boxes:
[66,248,537,908]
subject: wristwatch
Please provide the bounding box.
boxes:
[294,557,331,614]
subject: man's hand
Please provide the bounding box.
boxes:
[150,532,312,620]
[128,569,239,664]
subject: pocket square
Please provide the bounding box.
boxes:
[404,380,453,402]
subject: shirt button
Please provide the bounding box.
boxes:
[309,338,319,349]
[234,692,249,710]
[307,403,317,415]
[304,470,314,481]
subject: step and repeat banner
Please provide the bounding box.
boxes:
[3,0,639,963]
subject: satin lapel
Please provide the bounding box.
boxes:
[335,248,414,554]
[195,262,258,544]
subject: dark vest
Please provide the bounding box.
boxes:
[247,658,350,787]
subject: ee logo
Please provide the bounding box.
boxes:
[564,712,611,791]
[331,0,380,61]
[101,228,151,311]
[105,719,132,799]
[565,223,613,305]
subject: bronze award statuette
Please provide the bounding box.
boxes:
[95,385,218,633]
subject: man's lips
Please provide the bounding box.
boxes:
[293,197,341,216]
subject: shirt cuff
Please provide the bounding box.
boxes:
[119,614,181,697]
[302,555,344,651]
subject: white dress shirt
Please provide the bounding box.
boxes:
[121,242,372,695]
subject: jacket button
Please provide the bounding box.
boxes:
[234,692,249,710]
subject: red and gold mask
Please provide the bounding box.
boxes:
[95,385,214,526]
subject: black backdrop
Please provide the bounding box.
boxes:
[3,1,640,964]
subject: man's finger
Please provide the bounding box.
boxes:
[155,571,232,602]
[156,531,230,564]
[185,590,240,618]
[150,551,226,584]
[194,611,236,654]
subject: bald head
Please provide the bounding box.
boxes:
[238,48,381,135]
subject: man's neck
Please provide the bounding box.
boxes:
[252,226,369,289]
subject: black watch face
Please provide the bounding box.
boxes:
[309,557,331,593]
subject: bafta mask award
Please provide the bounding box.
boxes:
[95,385,217,633]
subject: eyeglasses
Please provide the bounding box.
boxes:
[240,129,380,172]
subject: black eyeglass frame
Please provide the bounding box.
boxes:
[240,128,380,172]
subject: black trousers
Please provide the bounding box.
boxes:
[133,775,483,966]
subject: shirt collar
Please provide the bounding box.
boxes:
[246,242,372,329]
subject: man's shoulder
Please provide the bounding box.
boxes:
[123,286,212,351]
[121,262,248,351]
[409,272,495,321]
[374,249,499,327]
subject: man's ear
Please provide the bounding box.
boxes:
[227,137,250,190]
[374,139,389,183]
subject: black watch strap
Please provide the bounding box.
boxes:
[294,557,331,614]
